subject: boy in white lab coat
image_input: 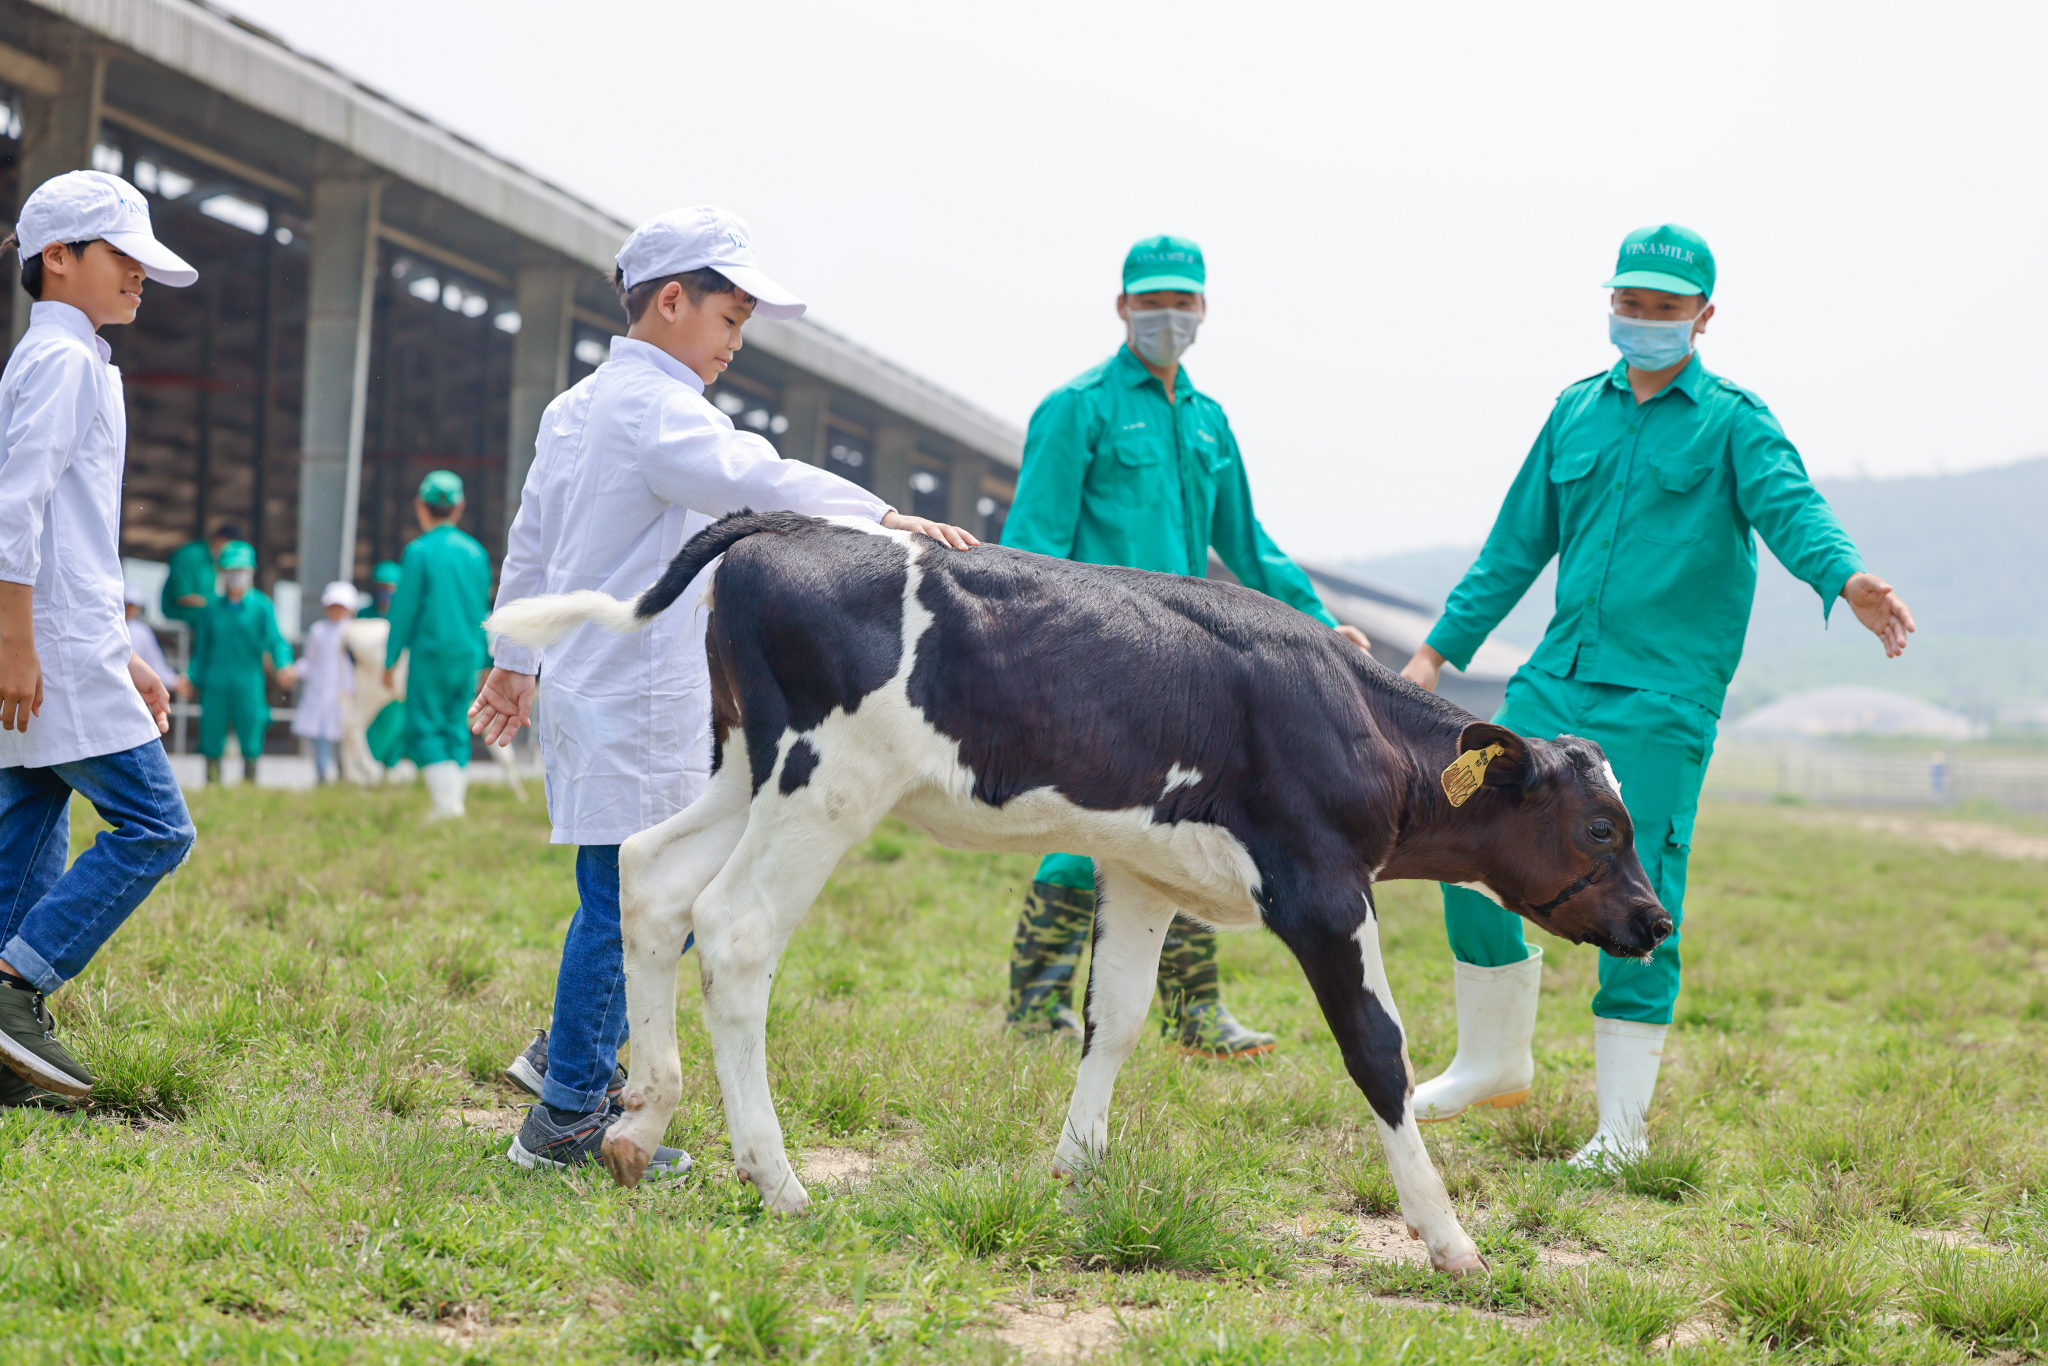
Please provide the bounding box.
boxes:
[470,206,976,1171]
[292,581,359,784]
[0,171,200,1106]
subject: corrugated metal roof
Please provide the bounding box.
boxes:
[32,0,1026,464]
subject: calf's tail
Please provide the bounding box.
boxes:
[484,508,820,649]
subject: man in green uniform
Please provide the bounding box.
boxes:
[159,522,239,630]
[1401,224,1915,1165]
[383,471,491,819]
[358,560,402,619]
[190,541,294,786]
[1001,234,1373,1059]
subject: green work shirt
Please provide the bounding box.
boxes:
[190,590,292,693]
[384,524,491,670]
[1426,355,1863,716]
[160,539,216,628]
[1000,345,1338,627]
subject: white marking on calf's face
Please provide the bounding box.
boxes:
[1600,761,1622,796]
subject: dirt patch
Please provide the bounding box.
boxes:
[446,1107,523,1135]
[1343,1215,1432,1266]
[1790,811,2048,861]
[1535,1245,1600,1266]
[988,1302,1157,1360]
[1369,1295,1539,1331]
[1914,1227,1999,1250]
[800,1147,877,1185]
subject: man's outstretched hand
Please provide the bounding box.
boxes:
[881,510,980,550]
[1843,572,1915,658]
[470,667,537,747]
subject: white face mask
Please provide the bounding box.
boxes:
[1127,305,1201,368]
[222,569,253,594]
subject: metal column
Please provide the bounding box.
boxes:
[504,263,574,520]
[778,378,828,467]
[870,422,915,514]
[295,176,381,630]
[948,450,990,530]
[9,51,103,348]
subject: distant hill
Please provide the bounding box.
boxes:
[1341,456,2048,720]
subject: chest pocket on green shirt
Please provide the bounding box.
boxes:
[1550,449,1598,482]
[1093,432,1169,507]
[1636,456,1719,546]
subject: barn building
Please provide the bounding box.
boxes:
[0,0,1023,642]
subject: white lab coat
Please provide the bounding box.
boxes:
[493,337,889,845]
[290,617,352,741]
[127,616,177,692]
[0,303,157,769]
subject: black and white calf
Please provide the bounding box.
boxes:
[487,511,1670,1275]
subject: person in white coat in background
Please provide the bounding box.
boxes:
[291,581,357,785]
[123,582,179,698]
[468,206,978,1173]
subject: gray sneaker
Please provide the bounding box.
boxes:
[0,983,92,1097]
[504,1029,628,1102]
[0,1067,66,1109]
[507,1099,692,1177]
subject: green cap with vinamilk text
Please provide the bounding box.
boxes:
[217,540,256,571]
[372,560,402,585]
[1123,234,1205,295]
[1602,223,1715,298]
[418,469,465,506]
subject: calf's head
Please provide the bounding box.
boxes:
[1446,722,1671,959]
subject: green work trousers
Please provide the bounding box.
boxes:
[1440,666,1717,1025]
[199,678,270,761]
[1012,853,1222,1024]
[402,654,478,768]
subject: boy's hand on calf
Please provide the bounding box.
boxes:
[1842,572,1915,658]
[880,511,981,551]
[127,652,171,733]
[1401,644,1445,693]
[470,667,536,747]
[1336,625,1372,653]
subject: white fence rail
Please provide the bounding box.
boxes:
[1705,742,2048,811]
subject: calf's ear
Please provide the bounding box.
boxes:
[1457,722,1533,788]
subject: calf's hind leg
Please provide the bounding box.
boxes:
[1054,863,1179,1177]
[1277,888,1483,1276]
[692,789,891,1212]
[601,766,752,1188]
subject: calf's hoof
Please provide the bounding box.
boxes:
[756,1173,811,1215]
[600,1131,653,1189]
[1432,1247,1489,1278]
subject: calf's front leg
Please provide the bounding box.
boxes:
[1054,864,1178,1177]
[1278,888,1483,1276]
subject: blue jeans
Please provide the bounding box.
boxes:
[1,740,197,992]
[542,845,693,1113]
[311,737,337,783]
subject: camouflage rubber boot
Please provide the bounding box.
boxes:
[205,758,222,786]
[1157,918,1277,1059]
[1007,881,1095,1040]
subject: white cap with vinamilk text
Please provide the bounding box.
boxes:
[15,170,198,287]
[614,206,804,319]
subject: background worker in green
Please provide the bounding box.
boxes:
[383,471,491,820]
[357,560,401,619]
[1000,234,1373,1060]
[159,521,239,630]
[1401,224,1916,1166]
[190,540,294,786]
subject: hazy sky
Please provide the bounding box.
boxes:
[226,0,2047,560]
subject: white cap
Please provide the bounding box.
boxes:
[321,580,361,609]
[15,170,197,288]
[614,206,804,320]
[123,579,147,607]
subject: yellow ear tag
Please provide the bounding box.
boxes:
[1441,743,1505,807]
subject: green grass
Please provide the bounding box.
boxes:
[1,788,2045,1363]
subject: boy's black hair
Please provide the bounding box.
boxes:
[3,236,99,301]
[212,522,244,542]
[611,264,754,325]
[421,501,461,523]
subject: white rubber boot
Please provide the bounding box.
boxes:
[1411,947,1543,1122]
[1567,1018,1667,1169]
[422,761,466,821]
